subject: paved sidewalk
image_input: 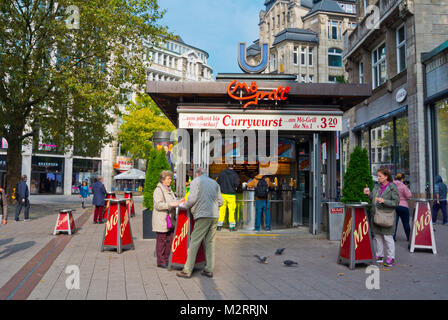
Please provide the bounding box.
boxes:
[1,198,448,300]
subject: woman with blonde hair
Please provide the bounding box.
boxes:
[153,170,180,268]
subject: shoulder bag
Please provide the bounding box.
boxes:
[373,188,396,228]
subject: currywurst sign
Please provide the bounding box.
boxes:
[179,113,342,131]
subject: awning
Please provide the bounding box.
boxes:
[113,168,146,180]
[352,105,408,132]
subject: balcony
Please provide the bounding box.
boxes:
[344,0,413,59]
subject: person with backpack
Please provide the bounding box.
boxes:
[216,165,240,231]
[432,175,447,225]
[247,173,274,231]
[79,180,90,209]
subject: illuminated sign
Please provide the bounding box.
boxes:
[238,42,269,74]
[227,80,291,109]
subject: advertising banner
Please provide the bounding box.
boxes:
[179,113,342,131]
[101,199,134,253]
[338,205,375,270]
[410,201,437,254]
[169,208,206,270]
[124,192,136,218]
[53,210,76,235]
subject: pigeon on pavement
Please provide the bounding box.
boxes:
[275,248,286,255]
[254,255,268,264]
[283,260,298,267]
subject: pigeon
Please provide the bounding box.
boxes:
[275,248,286,255]
[283,260,298,267]
[254,255,269,264]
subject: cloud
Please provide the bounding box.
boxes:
[158,0,262,74]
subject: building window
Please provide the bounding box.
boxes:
[301,74,306,83]
[293,47,298,65]
[328,75,337,83]
[272,54,277,71]
[435,99,448,182]
[328,48,342,67]
[282,12,285,26]
[301,47,306,66]
[309,75,313,83]
[329,21,338,39]
[359,61,364,83]
[308,48,313,66]
[372,43,386,89]
[363,0,368,15]
[396,24,407,73]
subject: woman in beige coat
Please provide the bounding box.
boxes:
[153,171,180,268]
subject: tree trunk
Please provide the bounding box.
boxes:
[5,132,23,205]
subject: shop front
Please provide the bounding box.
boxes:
[71,158,102,194]
[31,156,64,195]
[147,74,370,233]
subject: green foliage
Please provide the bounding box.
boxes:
[143,148,172,210]
[336,76,347,84]
[341,146,374,204]
[0,0,171,198]
[118,94,175,161]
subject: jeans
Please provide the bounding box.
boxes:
[255,199,271,231]
[432,200,447,224]
[183,218,218,274]
[15,199,30,220]
[393,206,411,241]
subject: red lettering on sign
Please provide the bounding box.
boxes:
[227,80,290,109]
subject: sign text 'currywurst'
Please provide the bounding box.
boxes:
[227,80,290,109]
[179,113,342,131]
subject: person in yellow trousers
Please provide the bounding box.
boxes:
[217,165,240,231]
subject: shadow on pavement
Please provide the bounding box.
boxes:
[0,241,36,260]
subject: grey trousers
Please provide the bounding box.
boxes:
[183,218,218,274]
[374,233,395,259]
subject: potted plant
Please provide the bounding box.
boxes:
[142,148,172,239]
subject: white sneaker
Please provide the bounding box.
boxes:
[24,219,31,222]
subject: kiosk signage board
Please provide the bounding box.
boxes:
[169,208,206,270]
[409,200,437,254]
[53,210,76,235]
[101,199,134,253]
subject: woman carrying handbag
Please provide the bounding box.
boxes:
[153,170,181,269]
[364,168,400,267]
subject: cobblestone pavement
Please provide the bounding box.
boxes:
[0,196,447,300]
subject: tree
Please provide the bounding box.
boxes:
[143,148,172,210]
[0,0,170,202]
[118,94,175,161]
[341,146,374,204]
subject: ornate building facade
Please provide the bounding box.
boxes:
[246,0,357,83]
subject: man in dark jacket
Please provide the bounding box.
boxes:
[15,175,30,222]
[217,165,239,231]
[432,175,447,225]
[91,177,107,224]
[0,186,7,225]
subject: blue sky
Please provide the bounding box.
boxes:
[158,0,262,76]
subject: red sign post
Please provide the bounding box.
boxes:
[409,199,437,254]
[124,192,135,218]
[168,208,206,271]
[102,192,117,223]
[53,210,76,235]
[337,204,375,270]
[101,199,134,254]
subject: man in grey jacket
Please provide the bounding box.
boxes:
[177,167,224,279]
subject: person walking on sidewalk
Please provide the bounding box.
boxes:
[432,175,447,225]
[217,165,239,231]
[177,167,223,279]
[15,175,30,222]
[79,181,90,209]
[247,173,274,231]
[91,177,107,224]
[0,186,7,225]
[153,170,181,269]
[393,173,412,241]
[364,168,400,267]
